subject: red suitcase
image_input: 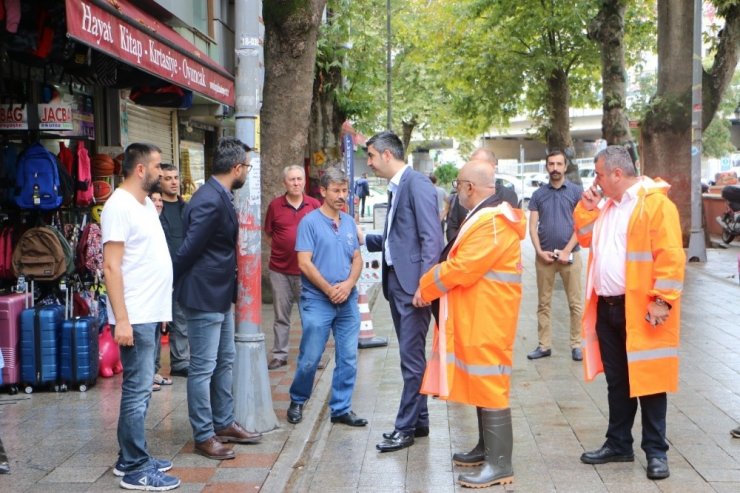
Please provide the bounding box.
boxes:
[0,292,32,394]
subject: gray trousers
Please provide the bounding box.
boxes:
[269,270,302,361]
[169,298,190,372]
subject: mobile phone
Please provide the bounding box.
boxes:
[553,249,574,264]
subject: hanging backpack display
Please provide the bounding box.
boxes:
[11,226,67,280]
[75,141,93,206]
[47,226,75,276]
[57,142,73,175]
[0,143,19,206]
[14,143,63,210]
[76,223,103,276]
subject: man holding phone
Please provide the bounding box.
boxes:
[574,145,684,480]
[527,149,584,361]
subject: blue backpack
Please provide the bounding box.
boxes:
[14,143,63,210]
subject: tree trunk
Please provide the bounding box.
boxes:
[640,0,693,245]
[702,4,740,130]
[589,0,631,145]
[308,65,346,171]
[545,68,577,180]
[262,0,327,297]
[401,117,417,160]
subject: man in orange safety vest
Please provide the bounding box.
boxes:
[574,145,685,481]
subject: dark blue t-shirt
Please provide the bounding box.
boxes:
[528,180,582,252]
[295,209,359,300]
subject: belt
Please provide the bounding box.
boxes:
[599,295,625,305]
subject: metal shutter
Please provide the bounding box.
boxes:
[124,103,176,165]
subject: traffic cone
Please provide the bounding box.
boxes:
[357,282,387,349]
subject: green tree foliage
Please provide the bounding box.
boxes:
[703,118,736,157]
[703,70,740,157]
[433,163,459,185]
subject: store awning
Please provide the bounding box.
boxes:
[65,0,235,107]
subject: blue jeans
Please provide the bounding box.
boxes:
[289,292,360,417]
[184,306,236,443]
[115,323,157,472]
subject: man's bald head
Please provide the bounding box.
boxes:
[457,159,496,210]
[470,148,498,167]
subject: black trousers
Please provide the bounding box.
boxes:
[359,196,367,216]
[387,270,430,433]
[595,297,668,459]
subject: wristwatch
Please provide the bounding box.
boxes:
[654,297,672,309]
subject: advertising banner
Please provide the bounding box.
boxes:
[66,0,235,106]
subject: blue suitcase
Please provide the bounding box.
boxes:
[20,304,64,393]
[59,317,99,392]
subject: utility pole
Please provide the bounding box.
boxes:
[232,0,278,432]
[386,0,392,130]
[687,0,706,262]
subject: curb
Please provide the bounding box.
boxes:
[262,283,382,492]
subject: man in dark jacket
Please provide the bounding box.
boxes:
[446,148,518,242]
[174,137,262,461]
[160,163,189,377]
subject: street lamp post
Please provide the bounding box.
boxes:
[232,0,278,432]
[386,0,392,130]
[687,0,706,262]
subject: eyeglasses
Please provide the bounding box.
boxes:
[452,179,473,189]
[237,162,252,171]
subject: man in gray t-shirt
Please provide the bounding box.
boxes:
[527,150,584,362]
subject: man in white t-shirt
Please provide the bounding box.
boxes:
[102,143,180,491]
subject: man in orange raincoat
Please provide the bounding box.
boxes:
[414,159,526,489]
[574,145,684,481]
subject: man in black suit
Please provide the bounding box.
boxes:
[446,148,518,242]
[364,131,443,452]
[174,137,262,461]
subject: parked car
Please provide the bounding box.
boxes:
[496,173,527,207]
[578,166,595,189]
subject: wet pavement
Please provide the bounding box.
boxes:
[1,231,739,492]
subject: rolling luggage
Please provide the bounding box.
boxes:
[59,316,98,392]
[20,304,64,393]
[0,292,32,394]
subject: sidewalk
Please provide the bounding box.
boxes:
[0,239,739,492]
[289,241,740,492]
[0,298,331,492]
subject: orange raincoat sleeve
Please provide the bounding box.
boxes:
[574,202,599,248]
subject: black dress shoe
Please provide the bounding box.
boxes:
[287,401,303,424]
[170,367,188,377]
[382,426,429,439]
[647,457,670,480]
[376,431,414,452]
[580,445,634,464]
[330,411,368,427]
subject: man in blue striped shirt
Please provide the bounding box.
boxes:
[527,150,584,362]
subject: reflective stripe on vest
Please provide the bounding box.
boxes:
[654,279,683,291]
[483,270,521,284]
[627,347,679,363]
[433,265,447,294]
[626,251,652,262]
[447,353,512,376]
[578,221,595,236]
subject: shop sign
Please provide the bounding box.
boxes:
[65,0,235,107]
[38,104,73,130]
[0,104,28,130]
